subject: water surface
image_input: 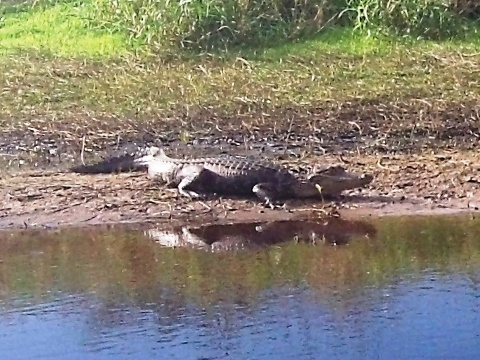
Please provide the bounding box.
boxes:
[0,216,479,359]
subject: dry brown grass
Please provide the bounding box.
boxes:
[1,44,479,134]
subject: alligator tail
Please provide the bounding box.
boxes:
[70,154,146,174]
[70,146,162,174]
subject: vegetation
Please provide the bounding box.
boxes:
[1,0,480,321]
[0,0,479,141]
[3,0,478,54]
[90,0,475,52]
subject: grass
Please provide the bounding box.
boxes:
[0,2,130,57]
[0,1,479,138]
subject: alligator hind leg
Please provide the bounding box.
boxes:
[252,183,283,209]
[176,165,206,198]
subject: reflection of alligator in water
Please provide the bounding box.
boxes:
[71,147,373,208]
[145,217,377,251]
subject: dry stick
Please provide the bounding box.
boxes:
[48,200,88,214]
[339,155,350,164]
[315,184,326,207]
[81,214,98,222]
[349,121,362,135]
[198,201,213,211]
[80,135,86,165]
[284,117,295,155]
[376,157,397,171]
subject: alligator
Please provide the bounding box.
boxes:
[145,218,377,251]
[71,147,373,207]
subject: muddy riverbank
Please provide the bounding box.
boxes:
[2,150,480,230]
[2,100,480,230]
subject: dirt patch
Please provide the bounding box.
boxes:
[2,100,480,230]
[2,150,480,230]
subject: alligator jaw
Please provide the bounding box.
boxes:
[304,167,373,197]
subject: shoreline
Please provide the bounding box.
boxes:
[2,151,479,231]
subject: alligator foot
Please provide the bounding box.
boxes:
[252,183,284,209]
[176,165,208,199]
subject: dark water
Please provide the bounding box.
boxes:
[1,216,480,360]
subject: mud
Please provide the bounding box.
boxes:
[2,150,480,230]
[2,100,480,230]
[2,99,480,172]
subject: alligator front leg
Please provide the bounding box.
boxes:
[176,165,206,198]
[252,183,284,209]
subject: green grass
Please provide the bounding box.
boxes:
[0,1,479,134]
[2,31,479,119]
[0,2,130,58]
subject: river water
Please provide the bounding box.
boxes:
[0,215,479,359]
